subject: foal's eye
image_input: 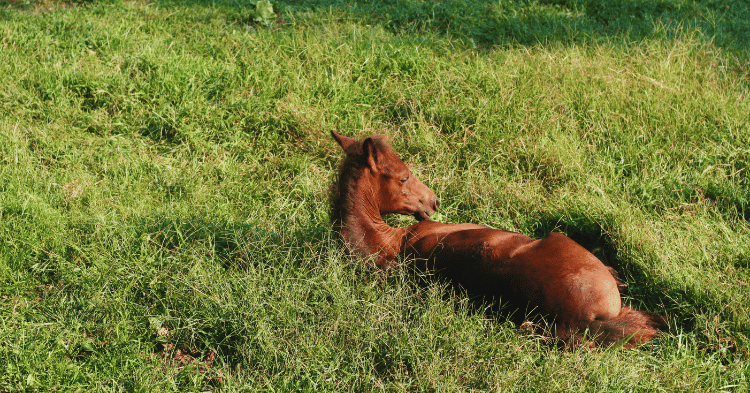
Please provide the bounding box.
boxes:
[400,176,409,184]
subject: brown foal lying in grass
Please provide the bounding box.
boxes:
[330,131,666,348]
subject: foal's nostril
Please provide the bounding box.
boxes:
[434,197,440,210]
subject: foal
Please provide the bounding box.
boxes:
[330,131,665,348]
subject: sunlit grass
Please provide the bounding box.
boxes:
[1,0,749,390]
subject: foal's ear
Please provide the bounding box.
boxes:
[362,137,379,172]
[331,130,362,155]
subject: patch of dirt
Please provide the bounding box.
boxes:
[150,326,226,387]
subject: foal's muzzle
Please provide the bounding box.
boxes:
[414,194,440,221]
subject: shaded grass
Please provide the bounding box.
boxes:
[1,0,750,390]
[250,0,750,55]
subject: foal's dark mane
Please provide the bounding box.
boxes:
[329,153,365,233]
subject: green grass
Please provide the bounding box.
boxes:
[1,0,749,390]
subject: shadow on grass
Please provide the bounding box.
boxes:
[150,0,750,56]
[527,212,745,340]
[132,214,332,365]
[113,212,746,361]
[400,210,729,347]
[137,214,328,270]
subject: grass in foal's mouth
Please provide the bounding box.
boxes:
[1,0,749,390]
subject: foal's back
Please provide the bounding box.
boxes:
[404,220,622,325]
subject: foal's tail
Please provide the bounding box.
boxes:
[585,306,667,348]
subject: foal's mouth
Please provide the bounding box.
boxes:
[413,210,433,221]
[412,196,439,221]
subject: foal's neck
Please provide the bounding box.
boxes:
[336,170,406,268]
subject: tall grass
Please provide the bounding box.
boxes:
[1,0,749,390]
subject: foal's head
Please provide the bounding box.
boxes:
[331,131,439,221]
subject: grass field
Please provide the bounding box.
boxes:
[1,0,749,390]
